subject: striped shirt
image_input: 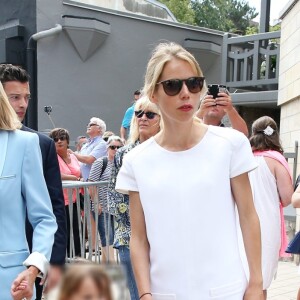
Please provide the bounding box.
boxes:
[89,156,112,213]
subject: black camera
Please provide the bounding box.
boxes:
[44,106,52,114]
[207,84,228,99]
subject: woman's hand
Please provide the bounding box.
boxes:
[11,266,39,300]
[98,203,102,215]
[243,283,264,300]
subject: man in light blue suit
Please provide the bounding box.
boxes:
[0,83,57,299]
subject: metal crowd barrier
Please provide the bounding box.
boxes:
[62,181,129,299]
[62,180,110,262]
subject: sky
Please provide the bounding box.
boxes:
[247,0,290,24]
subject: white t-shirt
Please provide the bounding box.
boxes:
[116,126,257,300]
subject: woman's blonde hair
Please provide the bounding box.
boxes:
[0,82,21,130]
[143,42,206,99]
[127,96,162,144]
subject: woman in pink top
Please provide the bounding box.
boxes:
[49,128,81,257]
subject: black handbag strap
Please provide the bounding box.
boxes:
[100,157,108,178]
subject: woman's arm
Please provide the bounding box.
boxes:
[292,185,300,208]
[17,133,57,298]
[231,172,263,299]
[61,173,78,181]
[265,157,293,207]
[107,152,124,216]
[129,191,152,299]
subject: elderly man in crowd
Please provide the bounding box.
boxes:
[72,117,107,181]
[70,118,107,251]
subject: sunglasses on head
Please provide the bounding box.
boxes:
[156,76,205,96]
[53,136,67,142]
[134,110,157,119]
[109,145,122,150]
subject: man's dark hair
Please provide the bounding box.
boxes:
[0,64,29,84]
[134,90,141,95]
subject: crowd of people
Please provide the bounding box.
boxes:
[0,42,299,300]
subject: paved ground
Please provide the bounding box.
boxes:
[46,260,299,300]
[268,260,300,299]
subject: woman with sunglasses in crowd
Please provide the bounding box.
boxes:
[88,136,124,263]
[107,96,161,300]
[116,43,263,300]
[49,128,82,257]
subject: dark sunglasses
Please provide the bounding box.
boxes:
[87,123,98,128]
[53,136,67,142]
[109,145,122,150]
[134,110,157,119]
[156,76,205,96]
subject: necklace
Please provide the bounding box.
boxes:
[60,153,71,165]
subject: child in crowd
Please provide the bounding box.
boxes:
[58,264,113,300]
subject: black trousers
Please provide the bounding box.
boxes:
[65,202,81,257]
[34,203,80,300]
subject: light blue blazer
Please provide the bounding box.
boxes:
[0,130,57,299]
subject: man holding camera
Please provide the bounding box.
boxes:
[196,87,248,136]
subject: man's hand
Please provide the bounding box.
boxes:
[196,94,216,119]
[41,265,63,294]
[67,149,74,155]
[215,92,233,113]
[11,266,39,300]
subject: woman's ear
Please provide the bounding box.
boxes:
[151,92,158,104]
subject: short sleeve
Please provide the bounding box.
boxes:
[230,133,257,178]
[121,106,134,129]
[115,155,138,194]
[90,141,107,160]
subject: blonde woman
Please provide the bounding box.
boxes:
[107,96,161,300]
[116,43,263,300]
[0,82,57,299]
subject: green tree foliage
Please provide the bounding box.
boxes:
[159,0,196,25]
[245,25,258,35]
[245,23,281,36]
[191,0,258,35]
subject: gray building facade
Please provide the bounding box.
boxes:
[1,0,225,139]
